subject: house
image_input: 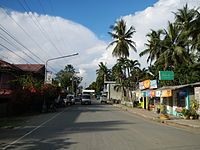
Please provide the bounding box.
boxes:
[0,60,45,116]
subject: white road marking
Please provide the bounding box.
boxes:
[2,109,65,150]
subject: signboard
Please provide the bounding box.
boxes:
[151,91,156,97]
[139,82,145,90]
[139,80,157,90]
[179,91,187,97]
[150,80,157,89]
[162,89,172,97]
[146,91,151,97]
[46,71,52,84]
[159,71,174,80]
[140,92,146,97]
[143,80,151,89]
[156,91,162,97]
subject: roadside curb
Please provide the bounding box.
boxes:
[113,104,200,129]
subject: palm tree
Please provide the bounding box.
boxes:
[108,19,136,58]
[139,29,164,64]
[111,61,124,83]
[156,22,189,71]
[96,62,110,83]
[174,4,199,61]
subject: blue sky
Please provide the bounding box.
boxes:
[1,0,158,41]
[0,0,199,86]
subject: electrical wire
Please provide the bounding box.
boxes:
[18,0,63,56]
[0,7,59,72]
[49,0,70,52]
[0,24,40,64]
[38,0,65,52]
[0,43,31,64]
[0,6,49,62]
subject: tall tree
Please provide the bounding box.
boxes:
[55,65,82,91]
[96,62,110,82]
[139,29,164,64]
[108,19,136,58]
[96,62,110,93]
[151,22,189,71]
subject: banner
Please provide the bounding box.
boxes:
[146,91,151,97]
[162,90,172,97]
[139,82,145,90]
[150,80,157,89]
[139,80,157,90]
[151,91,156,97]
[46,71,52,84]
[140,92,146,97]
[143,80,151,89]
[156,91,162,97]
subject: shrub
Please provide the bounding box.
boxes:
[182,108,190,116]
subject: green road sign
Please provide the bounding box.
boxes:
[159,71,174,80]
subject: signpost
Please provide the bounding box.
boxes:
[159,71,174,80]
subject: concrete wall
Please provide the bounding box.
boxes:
[107,84,123,100]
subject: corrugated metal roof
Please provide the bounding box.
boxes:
[15,64,44,72]
[133,82,200,91]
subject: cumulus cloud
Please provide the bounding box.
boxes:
[0,0,199,86]
[0,8,108,86]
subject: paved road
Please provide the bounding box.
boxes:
[1,100,200,150]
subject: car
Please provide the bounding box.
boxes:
[81,94,91,105]
[74,96,81,102]
[100,95,108,104]
[63,94,75,105]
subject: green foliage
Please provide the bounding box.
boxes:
[182,108,190,116]
[139,5,200,85]
[108,19,136,58]
[191,99,199,110]
[55,64,82,93]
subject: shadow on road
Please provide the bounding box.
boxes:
[1,101,134,150]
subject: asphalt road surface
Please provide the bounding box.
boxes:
[1,100,200,150]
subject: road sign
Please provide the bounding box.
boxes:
[159,71,174,80]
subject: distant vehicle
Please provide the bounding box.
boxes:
[64,94,75,105]
[100,95,108,104]
[81,94,91,105]
[82,89,95,95]
[74,96,81,102]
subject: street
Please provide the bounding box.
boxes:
[1,100,200,150]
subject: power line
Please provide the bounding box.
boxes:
[0,6,50,62]
[0,53,16,64]
[0,34,39,63]
[49,0,69,52]
[18,0,63,56]
[37,0,65,52]
[0,6,60,72]
[0,43,31,64]
[0,24,41,64]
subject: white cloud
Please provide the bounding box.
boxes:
[0,0,199,87]
[0,8,107,86]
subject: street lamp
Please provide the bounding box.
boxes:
[45,53,79,83]
[42,53,78,112]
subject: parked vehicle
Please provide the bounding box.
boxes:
[81,94,91,105]
[74,96,81,102]
[100,95,108,104]
[64,94,75,105]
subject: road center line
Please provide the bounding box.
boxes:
[2,109,65,150]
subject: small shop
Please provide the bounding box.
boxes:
[135,81,200,118]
